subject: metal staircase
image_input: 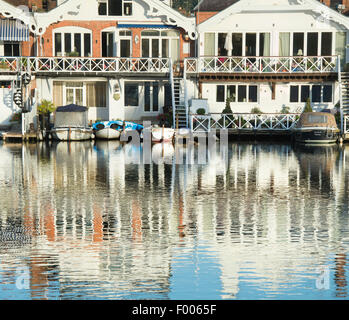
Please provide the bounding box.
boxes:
[173,78,187,128]
[169,61,188,129]
[340,72,349,115]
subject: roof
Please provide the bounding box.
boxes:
[194,0,239,12]
[56,104,88,113]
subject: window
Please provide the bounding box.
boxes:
[308,115,327,123]
[98,0,132,16]
[321,32,332,56]
[238,86,247,102]
[54,32,92,56]
[218,33,227,56]
[301,86,310,102]
[102,32,114,57]
[293,33,304,56]
[245,33,257,57]
[227,85,236,102]
[232,33,243,56]
[141,30,180,62]
[290,86,299,103]
[259,33,270,56]
[125,83,139,106]
[144,82,159,112]
[164,83,172,107]
[217,85,258,103]
[312,85,321,103]
[290,84,332,103]
[86,82,107,108]
[307,33,318,56]
[54,82,107,107]
[323,85,332,103]
[249,86,258,103]
[4,43,20,56]
[217,85,225,102]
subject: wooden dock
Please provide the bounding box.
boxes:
[1,131,39,142]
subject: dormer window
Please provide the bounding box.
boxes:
[98,0,133,16]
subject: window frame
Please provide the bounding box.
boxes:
[216,84,258,103]
[289,84,333,104]
[97,0,133,17]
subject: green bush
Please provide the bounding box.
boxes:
[250,107,263,114]
[303,98,313,113]
[196,108,206,115]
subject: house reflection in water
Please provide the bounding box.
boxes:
[0,141,348,299]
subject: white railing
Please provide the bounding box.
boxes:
[190,113,301,132]
[0,57,20,73]
[344,115,349,134]
[0,57,171,73]
[185,56,338,74]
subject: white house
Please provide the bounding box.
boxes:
[185,0,349,116]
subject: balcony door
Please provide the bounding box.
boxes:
[102,32,115,57]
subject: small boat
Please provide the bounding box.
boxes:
[292,112,340,144]
[152,126,175,143]
[51,104,93,141]
[93,120,143,140]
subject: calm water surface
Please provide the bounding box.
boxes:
[0,140,348,300]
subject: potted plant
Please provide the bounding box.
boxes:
[37,100,56,137]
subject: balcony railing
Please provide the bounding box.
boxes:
[0,57,171,74]
[185,56,338,74]
[191,113,301,132]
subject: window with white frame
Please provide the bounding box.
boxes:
[279,32,334,57]
[204,32,270,57]
[119,30,132,57]
[216,84,258,103]
[141,30,180,63]
[98,0,133,16]
[290,84,333,103]
[54,32,92,57]
[53,81,107,107]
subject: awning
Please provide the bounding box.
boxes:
[0,19,29,42]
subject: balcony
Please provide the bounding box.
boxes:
[185,56,339,75]
[0,57,171,75]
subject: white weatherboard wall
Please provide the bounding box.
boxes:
[200,82,340,114]
[35,77,109,122]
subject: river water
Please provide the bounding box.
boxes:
[0,140,348,300]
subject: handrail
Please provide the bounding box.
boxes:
[185,56,338,74]
[190,113,301,132]
[0,57,171,73]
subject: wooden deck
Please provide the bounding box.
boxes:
[2,132,39,142]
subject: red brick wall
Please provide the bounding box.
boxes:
[39,21,190,60]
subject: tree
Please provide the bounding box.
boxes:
[303,98,313,113]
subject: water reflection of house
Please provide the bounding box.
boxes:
[0,142,349,298]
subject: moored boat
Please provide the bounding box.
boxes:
[292,112,340,144]
[93,120,143,140]
[51,104,93,141]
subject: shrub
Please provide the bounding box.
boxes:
[280,106,290,114]
[303,98,313,113]
[250,107,263,114]
[196,108,206,115]
[37,100,56,115]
